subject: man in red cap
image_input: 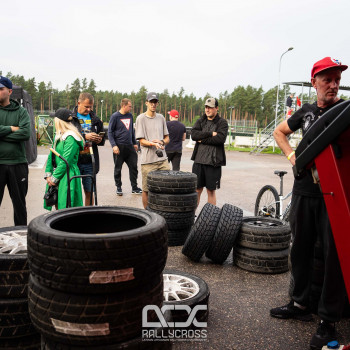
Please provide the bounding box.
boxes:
[270,57,348,349]
[165,109,186,171]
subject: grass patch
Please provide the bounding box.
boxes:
[225,145,283,154]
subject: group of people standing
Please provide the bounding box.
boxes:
[110,92,228,209]
[0,78,229,220]
[0,56,348,350]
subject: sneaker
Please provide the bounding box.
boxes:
[132,187,142,194]
[310,321,337,350]
[116,187,123,196]
[270,300,313,321]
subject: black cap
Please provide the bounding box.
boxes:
[146,92,159,101]
[55,108,74,122]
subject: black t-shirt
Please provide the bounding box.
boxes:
[165,121,186,152]
[287,99,344,197]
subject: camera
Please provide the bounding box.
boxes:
[156,149,163,157]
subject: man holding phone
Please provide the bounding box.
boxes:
[72,92,105,206]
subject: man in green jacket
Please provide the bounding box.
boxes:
[0,76,30,225]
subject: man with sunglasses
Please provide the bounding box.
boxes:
[135,92,169,208]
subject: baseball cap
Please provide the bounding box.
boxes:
[205,97,218,108]
[146,92,159,101]
[168,109,179,118]
[0,76,13,89]
[311,57,348,78]
[55,108,74,122]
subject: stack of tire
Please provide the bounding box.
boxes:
[0,226,40,350]
[182,203,243,264]
[233,217,291,274]
[27,206,171,349]
[147,170,197,246]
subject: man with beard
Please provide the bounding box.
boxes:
[72,92,105,206]
[270,57,348,350]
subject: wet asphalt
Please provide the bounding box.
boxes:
[1,140,349,350]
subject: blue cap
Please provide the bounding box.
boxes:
[327,340,340,349]
[0,76,13,89]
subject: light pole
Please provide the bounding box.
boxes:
[100,100,104,122]
[228,106,234,147]
[273,47,293,152]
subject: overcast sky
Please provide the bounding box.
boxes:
[3,0,350,98]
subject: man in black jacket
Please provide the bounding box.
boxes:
[72,92,105,206]
[191,97,228,206]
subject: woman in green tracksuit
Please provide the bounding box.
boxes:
[44,108,84,210]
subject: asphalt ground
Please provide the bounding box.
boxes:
[1,141,349,349]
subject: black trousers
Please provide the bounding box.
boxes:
[113,144,138,189]
[0,163,28,226]
[166,151,182,171]
[290,194,347,322]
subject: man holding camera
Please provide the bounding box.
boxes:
[135,92,169,208]
[72,92,105,206]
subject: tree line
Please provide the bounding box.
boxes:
[2,71,349,127]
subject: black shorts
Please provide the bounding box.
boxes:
[192,163,221,190]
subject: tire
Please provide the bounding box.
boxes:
[167,228,192,247]
[182,203,221,262]
[0,333,41,350]
[0,226,29,298]
[163,269,209,324]
[206,204,243,264]
[233,246,289,274]
[237,216,291,251]
[148,192,197,213]
[28,275,163,346]
[254,185,280,219]
[281,202,291,223]
[0,298,37,338]
[41,335,172,349]
[146,207,195,231]
[27,206,167,295]
[147,170,197,194]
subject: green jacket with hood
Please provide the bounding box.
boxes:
[0,99,30,164]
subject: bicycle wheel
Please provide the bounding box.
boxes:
[254,185,280,219]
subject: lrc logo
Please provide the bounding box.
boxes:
[142,305,207,328]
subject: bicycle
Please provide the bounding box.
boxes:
[254,170,292,222]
